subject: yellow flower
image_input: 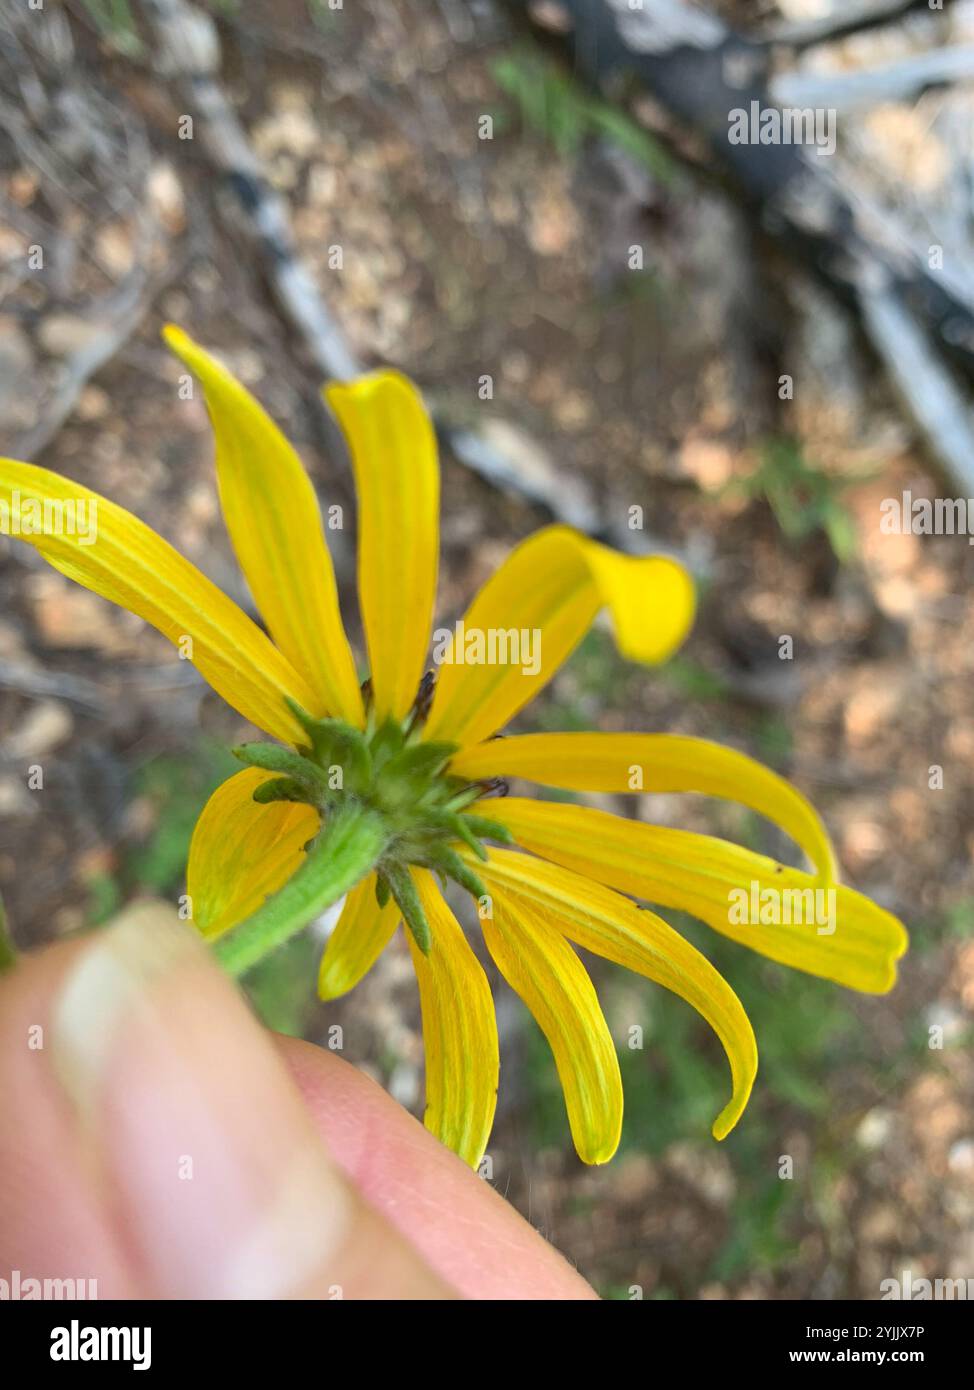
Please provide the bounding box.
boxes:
[0,327,907,1169]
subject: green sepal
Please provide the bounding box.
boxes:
[427,810,488,860]
[233,742,332,798]
[432,847,487,902]
[443,782,484,812]
[283,700,372,790]
[252,777,317,806]
[284,696,322,739]
[459,813,515,846]
[322,724,372,793]
[383,741,458,783]
[369,717,407,773]
[375,873,391,910]
[382,860,431,954]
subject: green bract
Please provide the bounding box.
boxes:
[230,692,513,956]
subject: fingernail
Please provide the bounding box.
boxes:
[52,902,196,1129]
[51,901,354,1297]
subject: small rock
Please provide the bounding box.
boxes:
[843,678,902,746]
[612,1153,658,1202]
[147,161,186,236]
[37,314,105,358]
[679,437,734,490]
[552,390,594,431]
[8,169,39,206]
[28,573,142,654]
[856,1107,893,1151]
[0,778,36,817]
[0,700,73,758]
[94,222,135,279]
[252,107,321,162]
[841,818,887,868]
[948,1139,974,1176]
[528,186,578,256]
[0,619,29,661]
[76,385,111,421]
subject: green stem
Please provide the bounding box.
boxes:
[212,801,387,978]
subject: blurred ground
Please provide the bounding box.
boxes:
[1,0,972,1298]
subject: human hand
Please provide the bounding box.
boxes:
[0,903,594,1300]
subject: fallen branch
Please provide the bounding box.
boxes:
[0,0,181,457]
[771,45,974,113]
[509,0,974,492]
[12,270,160,459]
[760,0,944,52]
[137,0,672,552]
[0,660,107,713]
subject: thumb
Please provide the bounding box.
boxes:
[5,901,455,1299]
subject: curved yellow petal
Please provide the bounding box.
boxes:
[164,326,364,726]
[449,732,838,879]
[473,846,756,1140]
[325,372,439,724]
[483,890,623,1164]
[407,869,498,1167]
[187,768,319,938]
[424,525,694,748]
[0,460,315,743]
[486,799,907,994]
[317,873,401,1000]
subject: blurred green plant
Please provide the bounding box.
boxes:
[943,898,974,939]
[307,0,342,32]
[0,892,16,973]
[751,713,794,766]
[126,745,237,893]
[244,932,321,1039]
[907,896,974,956]
[523,630,733,727]
[86,871,123,927]
[492,48,675,182]
[77,0,144,57]
[517,630,630,732]
[730,438,868,563]
[659,655,731,703]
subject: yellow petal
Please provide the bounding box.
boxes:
[325,372,439,723]
[164,326,364,726]
[317,873,401,1000]
[424,525,694,748]
[187,768,319,938]
[407,869,498,1167]
[474,846,756,1140]
[483,890,623,1164]
[0,459,315,743]
[449,731,838,879]
[486,799,907,994]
